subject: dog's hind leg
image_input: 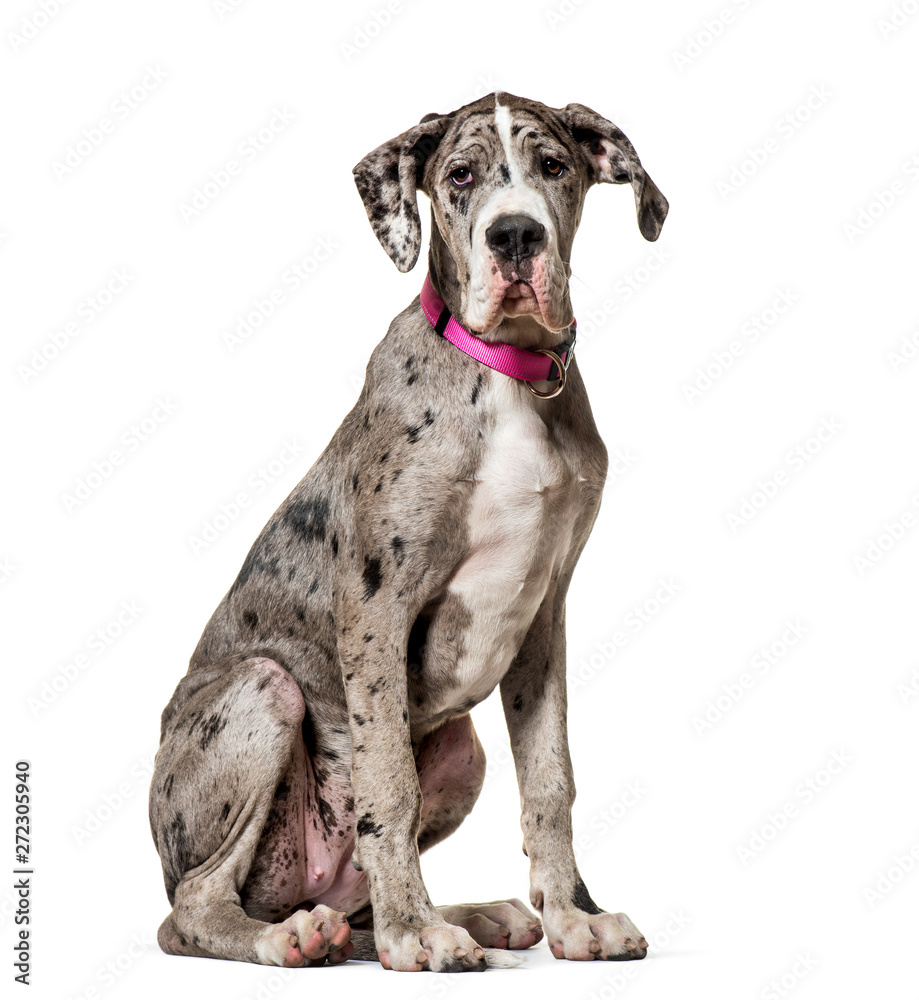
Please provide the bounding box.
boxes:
[148,657,353,967]
[415,713,486,854]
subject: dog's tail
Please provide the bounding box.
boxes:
[347,929,525,969]
[482,949,526,969]
[347,929,378,962]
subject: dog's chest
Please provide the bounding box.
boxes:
[443,379,580,696]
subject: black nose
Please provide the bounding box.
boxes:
[485,213,546,262]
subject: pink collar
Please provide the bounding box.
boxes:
[420,273,576,397]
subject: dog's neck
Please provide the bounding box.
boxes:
[426,223,568,352]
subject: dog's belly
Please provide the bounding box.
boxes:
[242,745,369,920]
[422,380,578,717]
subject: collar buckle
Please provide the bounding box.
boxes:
[526,349,568,398]
[526,329,576,398]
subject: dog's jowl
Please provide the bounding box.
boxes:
[149,91,667,972]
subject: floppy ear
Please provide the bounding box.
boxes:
[561,103,669,242]
[352,115,451,272]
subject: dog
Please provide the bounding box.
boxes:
[149,91,668,973]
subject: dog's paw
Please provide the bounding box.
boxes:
[543,909,647,962]
[377,921,488,972]
[255,904,353,967]
[437,898,543,949]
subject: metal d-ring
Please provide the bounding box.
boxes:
[525,349,567,398]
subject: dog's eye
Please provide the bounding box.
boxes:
[543,158,565,177]
[450,167,473,186]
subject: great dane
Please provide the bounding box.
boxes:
[149,91,668,972]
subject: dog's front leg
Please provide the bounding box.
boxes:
[337,596,487,973]
[500,596,649,962]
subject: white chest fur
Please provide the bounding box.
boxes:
[446,378,579,696]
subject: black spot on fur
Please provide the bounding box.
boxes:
[230,548,278,595]
[391,535,405,566]
[407,612,430,678]
[257,675,271,691]
[317,794,338,835]
[163,811,191,904]
[571,876,603,915]
[363,633,374,643]
[285,495,331,544]
[352,712,368,726]
[243,610,259,631]
[198,712,228,751]
[352,471,360,491]
[471,371,484,405]
[499,162,510,184]
[369,675,385,695]
[513,692,524,712]
[163,773,175,799]
[301,706,317,759]
[362,556,383,600]
[404,408,436,444]
[220,802,231,822]
[357,812,384,838]
[262,800,282,838]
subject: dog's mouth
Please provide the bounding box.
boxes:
[468,255,572,341]
[501,280,540,317]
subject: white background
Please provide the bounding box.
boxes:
[4,0,919,998]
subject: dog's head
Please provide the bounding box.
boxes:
[353,92,668,341]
